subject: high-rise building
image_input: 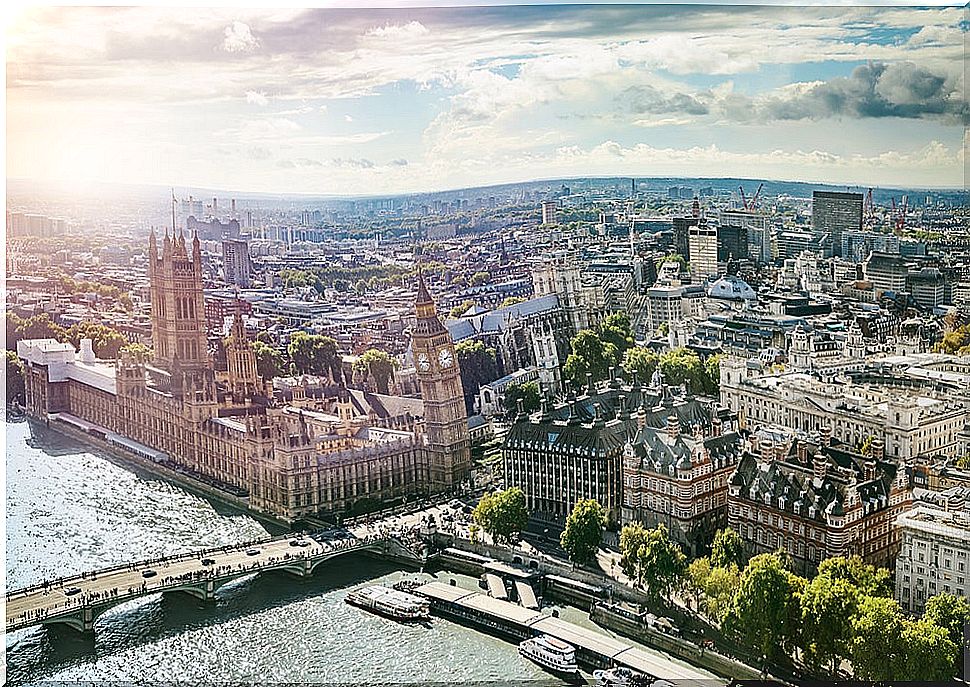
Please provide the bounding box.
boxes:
[672,216,699,259]
[222,239,252,288]
[541,200,558,225]
[688,222,719,278]
[812,191,863,257]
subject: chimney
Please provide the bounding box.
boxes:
[666,414,680,439]
[586,372,595,396]
[871,438,885,462]
[864,459,877,481]
[637,405,647,430]
[820,425,833,446]
[711,416,722,438]
[797,440,809,465]
[813,453,828,481]
[79,338,96,364]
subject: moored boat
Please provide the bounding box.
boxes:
[345,585,431,621]
[518,634,579,676]
[593,666,645,686]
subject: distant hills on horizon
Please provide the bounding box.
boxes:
[8,175,967,208]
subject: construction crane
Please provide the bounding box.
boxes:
[863,188,874,227]
[891,197,908,234]
[739,183,764,211]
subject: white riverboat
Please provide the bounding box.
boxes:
[518,634,579,676]
[345,585,431,621]
[593,666,644,686]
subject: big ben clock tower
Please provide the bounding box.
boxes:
[412,273,471,491]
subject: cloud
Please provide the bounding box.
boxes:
[222,21,259,53]
[331,157,375,168]
[247,146,271,160]
[344,114,354,122]
[245,90,268,106]
[366,21,429,40]
[390,158,409,166]
[757,61,966,122]
[623,85,709,116]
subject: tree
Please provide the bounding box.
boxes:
[619,522,687,603]
[800,575,859,676]
[288,333,340,379]
[473,488,529,543]
[815,555,892,598]
[560,499,606,565]
[727,553,802,669]
[64,321,127,359]
[17,313,66,343]
[564,329,614,388]
[499,296,525,308]
[924,593,970,647]
[897,617,958,681]
[710,528,745,569]
[469,271,490,287]
[850,595,904,681]
[598,312,634,358]
[504,381,541,417]
[622,346,659,382]
[121,342,152,360]
[6,351,25,405]
[449,299,475,319]
[354,349,398,394]
[253,341,286,380]
[455,340,499,411]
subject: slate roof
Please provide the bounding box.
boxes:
[447,294,561,342]
[730,441,898,522]
[347,389,424,420]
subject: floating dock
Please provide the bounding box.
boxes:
[415,581,719,684]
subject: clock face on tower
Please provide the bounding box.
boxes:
[437,346,454,369]
[417,352,431,372]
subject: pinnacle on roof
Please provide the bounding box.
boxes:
[415,271,433,306]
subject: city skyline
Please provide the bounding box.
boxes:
[7,4,967,195]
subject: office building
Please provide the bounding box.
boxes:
[223,239,253,288]
[812,191,863,257]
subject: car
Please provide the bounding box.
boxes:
[289,539,301,547]
[295,539,310,547]
[141,569,157,578]
[201,558,216,566]
[64,586,81,596]
[246,549,260,556]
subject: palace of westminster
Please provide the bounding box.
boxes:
[17,229,471,521]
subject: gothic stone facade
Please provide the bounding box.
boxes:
[19,230,470,521]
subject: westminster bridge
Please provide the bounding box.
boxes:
[5,525,426,635]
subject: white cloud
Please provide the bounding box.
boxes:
[366,21,429,40]
[344,114,354,122]
[245,90,268,106]
[633,117,695,128]
[222,21,259,53]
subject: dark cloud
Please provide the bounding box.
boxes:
[622,85,709,115]
[760,61,965,122]
[390,158,409,166]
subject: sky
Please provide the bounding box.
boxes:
[5,3,968,194]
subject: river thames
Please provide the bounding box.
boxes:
[5,421,559,685]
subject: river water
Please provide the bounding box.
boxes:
[4,421,559,686]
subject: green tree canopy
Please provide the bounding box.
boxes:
[897,617,958,681]
[288,333,340,379]
[815,555,892,598]
[622,346,659,383]
[64,321,127,359]
[253,341,286,381]
[472,487,529,543]
[504,381,541,418]
[354,348,398,394]
[449,299,475,319]
[710,528,745,569]
[6,351,25,405]
[924,593,970,647]
[619,522,687,603]
[800,575,859,676]
[726,553,803,668]
[560,499,606,565]
[469,271,490,287]
[850,595,904,682]
[499,296,526,308]
[598,312,634,357]
[455,340,499,407]
[564,329,615,389]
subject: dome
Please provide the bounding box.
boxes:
[707,275,757,301]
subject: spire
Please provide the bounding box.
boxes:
[415,270,433,306]
[149,226,158,259]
